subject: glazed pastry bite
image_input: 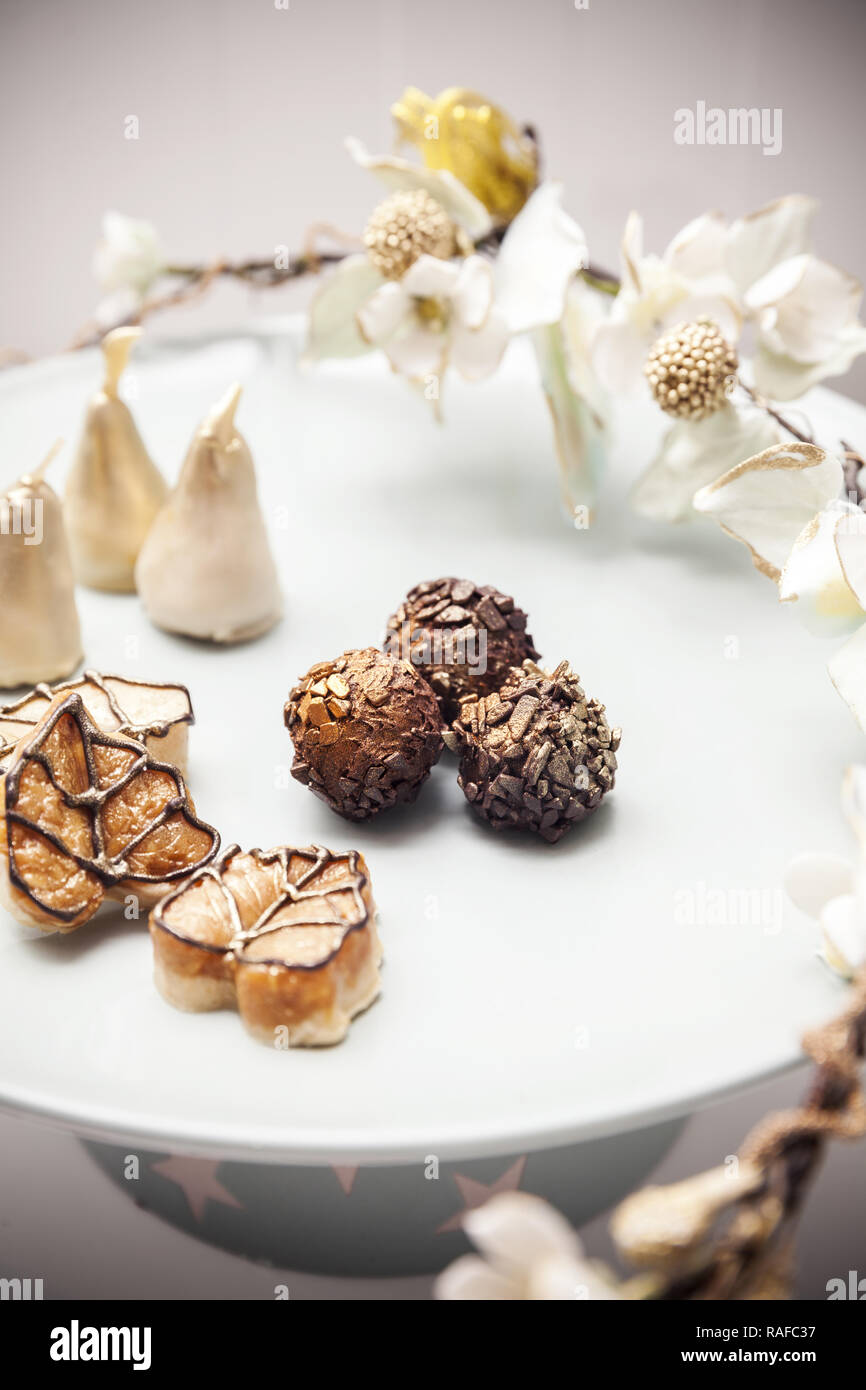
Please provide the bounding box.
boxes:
[150,844,381,1047]
[0,693,219,933]
[0,671,194,777]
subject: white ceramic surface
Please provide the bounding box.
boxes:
[0,321,861,1163]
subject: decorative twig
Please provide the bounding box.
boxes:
[612,969,866,1300]
[738,380,814,446]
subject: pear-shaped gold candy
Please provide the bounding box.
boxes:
[0,443,83,688]
[135,384,283,644]
[65,327,167,592]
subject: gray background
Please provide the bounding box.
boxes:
[2,0,865,400]
[1,0,864,1301]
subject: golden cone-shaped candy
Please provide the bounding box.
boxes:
[0,445,83,689]
[64,327,168,593]
[135,384,283,644]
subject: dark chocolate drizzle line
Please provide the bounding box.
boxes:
[152,843,371,973]
[4,693,219,924]
[0,671,194,766]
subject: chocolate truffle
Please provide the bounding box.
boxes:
[447,659,620,843]
[384,577,539,721]
[285,648,443,821]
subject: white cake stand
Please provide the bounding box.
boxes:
[0,321,862,1271]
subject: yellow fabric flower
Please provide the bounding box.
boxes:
[391,87,537,225]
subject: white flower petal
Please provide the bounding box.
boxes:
[93,211,165,295]
[659,291,742,347]
[819,893,866,979]
[784,852,853,921]
[435,1254,519,1301]
[726,194,817,297]
[664,211,728,281]
[620,211,644,294]
[534,321,606,522]
[463,1193,583,1275]
[346,136,492,239]
[829,624,866,733]
[304,254,385,360]
[494,182,587,334]
[527,1252,621,1301]
[591,318,652,395]
[450,307,509,382]
[749,255,866,363]
[382,322,446,379]
[452,255,494,329]
[753,322,866,401]
[842,765,866,853]
[779,502,865,635]
[693,442,844,580]
[835,504,866,610]
[632,404,780,524]
[401,253,460,300]
[356,279,410,347]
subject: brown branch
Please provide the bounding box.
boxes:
[621,970,866,1301]
[738,380,814,445]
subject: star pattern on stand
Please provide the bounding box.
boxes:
[436,1156,527,1234]
[331,1165,359,1195]
[150,1156,244,1223]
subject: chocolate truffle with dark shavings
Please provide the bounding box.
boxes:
[384,577,539,721]
[446,659,620,843]
[285,647,443,821]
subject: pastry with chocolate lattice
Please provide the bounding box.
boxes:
[0,693,219,932]
[150,844,381,1046]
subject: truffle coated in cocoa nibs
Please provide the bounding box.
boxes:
[451,658,621,844]
[384,577,540,722]
[284,647,444,822]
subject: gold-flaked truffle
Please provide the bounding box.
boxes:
[385,577,540,722]
[150,844,382,1047]
[644,317,738,421]
[447,659,620,843]
[363,189,458,280]
[285,648,443,821]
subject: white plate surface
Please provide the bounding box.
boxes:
[0,322,861,1163]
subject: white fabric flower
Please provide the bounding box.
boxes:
[591,211,741,394]
[435,1192,621,1301]
[786,765,866,978]
[93,212,165,296]
[745,254,866,400]
[592,195,827,399]
[356,253,508,382]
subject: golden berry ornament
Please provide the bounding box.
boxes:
[644,318,738,422]
[363,189,458,280]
